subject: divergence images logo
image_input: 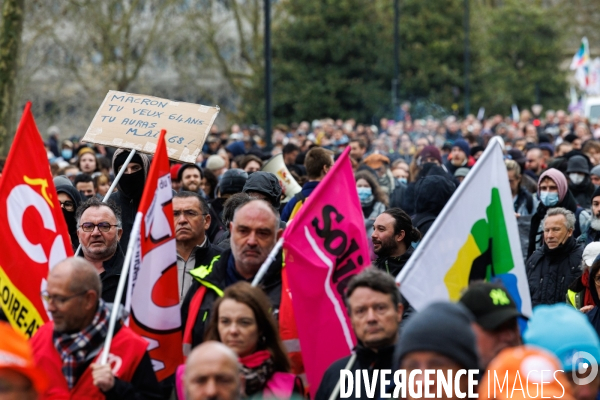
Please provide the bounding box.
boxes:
[572,352,598,385]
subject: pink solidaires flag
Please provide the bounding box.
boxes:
[126,130,182,381]
[282,146,370,397]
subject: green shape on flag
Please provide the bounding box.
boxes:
[445,187,514,299]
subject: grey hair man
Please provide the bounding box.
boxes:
[526,207,584,307]
[184,341,245,400]
[75,197,125,303]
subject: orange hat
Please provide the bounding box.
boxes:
[77,147,95,157]
[479,346,574,400]
[0,322,48,393]
[363,153,390,170]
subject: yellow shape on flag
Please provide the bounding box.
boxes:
[23,176,53,208]
[444,233,482,300]
[0,266,45,338]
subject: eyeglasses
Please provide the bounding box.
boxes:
[41,290,87,306]
[59,200,75,212]
[173,210,207,219]
[79,222,119,232]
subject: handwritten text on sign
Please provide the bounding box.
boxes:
[82,91,219,162]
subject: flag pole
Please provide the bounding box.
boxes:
[99,211,142,365]
[396,136,504,285]
[74,149,137,256]
[327,353,357,400]
[251,237,283,287]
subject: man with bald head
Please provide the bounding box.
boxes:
[181,199,284,350]
[185,341,245,400]
[30,257,161,399]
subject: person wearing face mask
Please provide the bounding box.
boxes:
[527,168,585,258]
[111,149,150,249]
[355,171,388,240]
[526,207,584,307]
[55,179,83,252]
[567,155,595,209]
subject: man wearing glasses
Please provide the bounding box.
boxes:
[32,257,161,399]
[173,191,223,303]
[75,197,125,304]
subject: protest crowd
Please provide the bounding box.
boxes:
[5,104,600,400]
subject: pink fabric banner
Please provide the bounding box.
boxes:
[283,147,370,397]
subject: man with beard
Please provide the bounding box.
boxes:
[372,208,421,277]
[111,149,150,249]
[76,198,125,303]
[578,187,600,245]
[178,164,205,195]
[181,200,283,350]
[444,139,475,175]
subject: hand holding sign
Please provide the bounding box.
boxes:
[82,91,219,162]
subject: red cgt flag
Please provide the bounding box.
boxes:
[0,102,73,338]
[126,129,182,381]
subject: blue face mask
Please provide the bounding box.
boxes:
[357,187,372,201]
[396,177,407,186]
[540,191,559,207]
[61,149,73,160]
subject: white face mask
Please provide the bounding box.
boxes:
[569,173,585,185]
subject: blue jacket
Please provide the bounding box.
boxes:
[280,181,319,222]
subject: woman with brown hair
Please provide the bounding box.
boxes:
[204,282,303,399]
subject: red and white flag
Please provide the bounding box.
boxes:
[126,130,182,381]
[0,102,73,338]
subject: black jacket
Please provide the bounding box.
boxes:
[526,236,583,307]
[411,174,455,238]
[315,344,395,400]
[373,247,413,277]
[98,243,126,304]
[181,248,283,348]
[527,191,581,258]
[569,177,595,209]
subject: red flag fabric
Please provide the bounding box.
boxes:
[0,102,73,338]
[282,147,370,397]
[126,130,182,381]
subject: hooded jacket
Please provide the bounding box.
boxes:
[55,183,82,252]
[242,171,282,209]
[400,163,456,215]
[569,175,595,209]
[411,174,456,238]
[526,235,583,307]
[111,149,151,249]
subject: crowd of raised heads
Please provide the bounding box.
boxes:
[5,105,600,400]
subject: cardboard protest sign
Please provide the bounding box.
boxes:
[82,91,219,162]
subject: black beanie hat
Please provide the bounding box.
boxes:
[114,151,144,175]
[396,302,480,371]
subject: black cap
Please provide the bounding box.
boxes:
[459,282,525,331]
[219,169,248,196]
